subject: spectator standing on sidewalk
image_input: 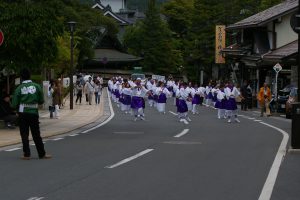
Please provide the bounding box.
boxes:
[0,94,17,128]
[75,81,83,104]
[240,80,248,111]
[257,82,272,117]
[83,80,89,104]
[246,83,253,109]
[86,77,94,105]
[52,80,61,119]
[48,80,55,118]
[12,68,51,160]
[94,81,101,105]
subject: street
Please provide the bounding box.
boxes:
[0,95,292,200]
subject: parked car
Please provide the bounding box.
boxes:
[286,87,298,119]
[276,85,295,113]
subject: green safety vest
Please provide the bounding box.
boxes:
[12,80,44,115]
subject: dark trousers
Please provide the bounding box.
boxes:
[241,99,247,111]
[18,113,46,158]
[76,93,82,103]
[2,114,18,125]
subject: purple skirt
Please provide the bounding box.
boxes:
[119,94,124,104]
[158,93,167,103]
[154,94,158,102]
[177,99,188,113]
[192,95,201,105]
[148,91,154,100]
[131,96,144,109]
[225,98,237,110]
[212,93,218,102]
[215,99,226,109]
[115,90,120,98]
[176,98,179,106]
[206,92,213,99]
[123,94,131,105]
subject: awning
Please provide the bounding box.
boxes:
[92,49,142,63]
[262,40,298,62]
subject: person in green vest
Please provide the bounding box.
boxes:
[12,68,51,160]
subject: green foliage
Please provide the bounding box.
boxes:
[0,1,63,72]
[259,0,282,11]
[0,0,118,77]
[124,0,182,75]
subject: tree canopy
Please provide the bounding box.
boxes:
[0,0,118,76]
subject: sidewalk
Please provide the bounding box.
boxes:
[0,90,107,147]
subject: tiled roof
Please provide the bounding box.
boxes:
[227,0,298,30]
[93,49,142,62]
[263,40,298,60]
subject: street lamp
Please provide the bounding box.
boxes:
[68,21,76,110]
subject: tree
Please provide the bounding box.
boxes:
[259,0,282,11]
[124,0,182,74]
[0,0,118,77]
[0,1,63,72]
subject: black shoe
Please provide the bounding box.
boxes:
[20,156,30,160]
[39,154,52,159]
[6,123,16,129]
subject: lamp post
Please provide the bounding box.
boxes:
[68,21,76,110]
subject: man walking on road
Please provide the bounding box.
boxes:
[12,68,52,160]
[257,82,272,117]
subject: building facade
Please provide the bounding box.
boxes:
[223,0,298,97]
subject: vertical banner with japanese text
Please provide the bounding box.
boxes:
[215,25,226,64]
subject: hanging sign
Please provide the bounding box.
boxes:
[215,25,226,64]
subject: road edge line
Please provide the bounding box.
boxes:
[258,122,289,200]
[82,88,115,134]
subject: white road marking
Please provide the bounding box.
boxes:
[182,119,189,124]
[105,149,154,169]
[68,134,79,137]
[113,132,144,135]
[27,197,44,200]
[169,111,178,116]
[52,138,64,141]
[254,120,262,122]
[257,122,289,200]
[248,117,256,120]
[174,129,189,138]
[82,88,115,134]
[163,141,202,145]
[5,148,21,152]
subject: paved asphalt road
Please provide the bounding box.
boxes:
[0,97,291,200]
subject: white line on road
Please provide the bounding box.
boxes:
[82,88,115,134]
[254,120,262,122]
[174,129,189,138]
[113,132,144,135]
[248,117,256,120]
[68,134,79,137]
[5,148,21,152]
[52,138,64,141]
[258,122,289,200]
[182,119,189,124]
[105,149,154,169]
[169,111,178,116]
[27,197,44,200]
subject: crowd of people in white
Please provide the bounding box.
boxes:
[107,76,243,124]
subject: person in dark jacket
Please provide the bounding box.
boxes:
[0,94,17,128]
[240,80,248,111]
